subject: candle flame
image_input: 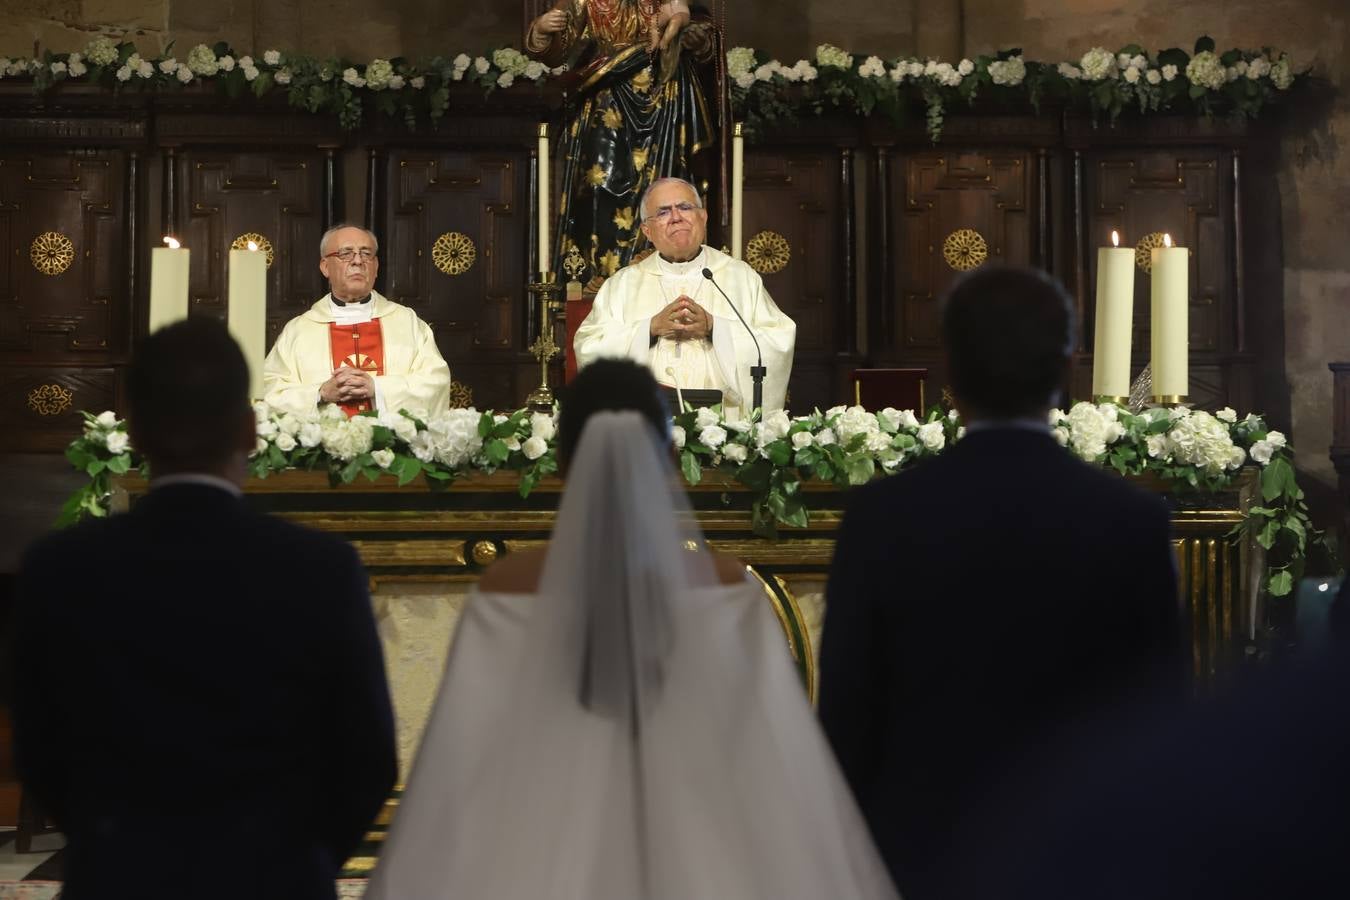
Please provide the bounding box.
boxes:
[1163,233,1172,248]
[1111,230,1119,247]
[247,240,259,252]
[162,236,180,249]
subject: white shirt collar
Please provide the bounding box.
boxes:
[329,295,374,325]
[150,473,244,497]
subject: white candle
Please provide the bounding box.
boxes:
[538,123,551,274]
[731,122,744,260]
[1091,230,1135,399]
[148,236,190,333]
[1150,233,1189,400]
[227,242,268,400]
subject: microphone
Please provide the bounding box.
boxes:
[701,267,766,414]
[663,366,687,414]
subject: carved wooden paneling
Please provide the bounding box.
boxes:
[381,149,530,411]
[0,367,116,452]
[1087,152,1227,359]
[742,151,842,412]
[0,151,129,360]
[178,151,327,344]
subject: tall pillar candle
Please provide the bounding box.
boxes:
[731,122,744,260]
[538,123,551,274]
[1150,235,1189,401]
[227,243,268,400]
[148,237,190,333]
[1091,231,1135,400]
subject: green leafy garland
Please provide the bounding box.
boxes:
[2,35,1304,140]
[63,399,1325,598]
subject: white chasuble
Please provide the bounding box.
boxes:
[262,291,452,417]
[573,245,796,419]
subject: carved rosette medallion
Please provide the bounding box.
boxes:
[942,228,988,272]
[31,231,75,276]
[744,230,791,275]
[471,540,499,566]
[28,383,74,416]
[432,232,476,276]
[231,232,276,268]
[448,381,474,409]
[1134,232,1168,273]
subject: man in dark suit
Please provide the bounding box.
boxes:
[818,265,1185,900]
[13,319,397,899]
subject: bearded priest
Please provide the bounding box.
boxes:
[572,178,796,418]
[262,224,451,417]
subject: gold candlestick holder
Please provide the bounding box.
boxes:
[526,271,563,412]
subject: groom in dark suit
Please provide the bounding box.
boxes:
[13,319,397,899]
[819,266,1184,900]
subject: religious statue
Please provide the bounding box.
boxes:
[526,0,719,292]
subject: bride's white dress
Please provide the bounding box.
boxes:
[364,412,898,900]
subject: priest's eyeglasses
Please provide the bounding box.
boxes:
[644,201,699,223]
[325,248,377,263]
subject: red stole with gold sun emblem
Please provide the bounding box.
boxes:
[329,320,384,417]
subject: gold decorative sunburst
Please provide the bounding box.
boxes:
[30,231,74,276]
[745,230,791,275]
[448,381,474,409]
[231,232,275,268]
[27,383,73,416]
[432,232,476,276]
[1135,232,1168,273]
[942,228,988,272]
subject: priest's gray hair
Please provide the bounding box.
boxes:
[638,178,703,222]
[319,224,380,259]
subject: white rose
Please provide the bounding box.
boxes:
[734,72,755,90]
[958,58,974,76]
[877,408,902,432]
[529,412,556,441]
[1146,434,1169,459]
[474,56,490,74]
[1117,53,1132,68]
[917,421,945,451]
[453,53,471,70]
[408,431,436,462]
[754,62,776,82]
[724,419,751,434]
[371,448,395,468]
[815,427,837,446]
[1124,66,1140,84]
[723,443,748,464]
[387,74,404,90]
[497,72,514,88]
[1249,440,1273,465]
[757,410,791,445]
[298,422,323,448]
[243,65,259,81]
[1216,407,1237,423]
[1162,64,1178,81]
[237,56,254,69]
[791,430,814,449]
[410,75,425,89]
[263,49,281,66]
[253,436,268,456]
[1227,446,1246,469]
[1053,428,1069,447]
[176,66,193,83]
[695,407,721,429]
[218,55,235,72]
[96,410,119,428]
[699,425,727,449]
[1048,408,1067,426]
[1266,430,1286,448]
[671,425,686,449]
[274,432,298,452]
[1146,68,1162,85]
[68,59,87,77]
[524,61,546,81]
[1057,62,1083,80]
[138,60,154,78]
[274,68,292,85]
[947,409,960,421]
[342,67,365,87]
[522,435,548,460]
[897,409,920,430]
[1130,54,1147,69]
[105,431,129,454]
[116,64,132,81]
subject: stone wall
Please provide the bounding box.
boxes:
[3,0,1345,524]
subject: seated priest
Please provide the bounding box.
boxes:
[572,178,795,419]
[262,224,451,417]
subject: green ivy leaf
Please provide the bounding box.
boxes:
[1261,457,1294,502]
[680,450,702,485]
[106,454,131,475]
[1267,569,1293,597]
[86,459,106,477]
[392,455,422,486]
[485,438,509,465]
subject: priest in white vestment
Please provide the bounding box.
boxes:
[262,224,451,418]
[572,178,795,418]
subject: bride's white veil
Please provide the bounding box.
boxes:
[367,410,898,899]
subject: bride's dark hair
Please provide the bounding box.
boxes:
[558,358,670,466]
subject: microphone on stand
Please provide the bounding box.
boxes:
[701,267,765,414]
[663,366,687,414]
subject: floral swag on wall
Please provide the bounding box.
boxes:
[1,35,1305,139]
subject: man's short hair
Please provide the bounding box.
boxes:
[941,265,1075,418]
[638,177,703,221]
[319,224,380,258]
[129,318,251,469]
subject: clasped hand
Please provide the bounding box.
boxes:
[320,366,375,404]
[650,296,711,341]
